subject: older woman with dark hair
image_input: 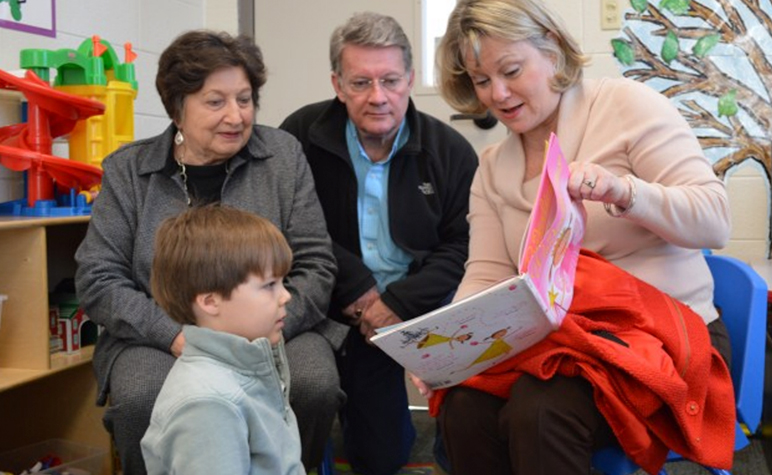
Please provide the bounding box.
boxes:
[75,30,344,474]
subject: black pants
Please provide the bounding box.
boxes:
[438,318,732,475]
[336,328,417,475]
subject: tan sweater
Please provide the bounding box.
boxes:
[457,77,731,323]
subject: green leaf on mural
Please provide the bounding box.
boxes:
[718,90,738,117]
[9,0,23,21]
[660,0,690,15]
[693,34,720,57]
[631,0,648,13]
[661,31,679,63]
[612,39,636,66]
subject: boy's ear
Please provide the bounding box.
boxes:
[194,292,222,317]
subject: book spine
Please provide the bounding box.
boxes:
[521,273,560,328]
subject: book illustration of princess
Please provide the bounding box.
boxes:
[548,222,574,312]
[456,327,513,371]
[549,225,571,280]
[416,325,473,350]
[398,325,473,350]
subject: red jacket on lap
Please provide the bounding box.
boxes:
[430,250,735,474]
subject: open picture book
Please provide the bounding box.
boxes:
[370,133,587,389]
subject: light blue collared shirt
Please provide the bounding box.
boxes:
[346,119,413,293]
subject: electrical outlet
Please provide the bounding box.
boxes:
[601,0,621,30]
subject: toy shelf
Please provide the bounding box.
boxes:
[0,346,94,392]
[0,215,110,473]
[0,361,109,473]
[0,215,90,391]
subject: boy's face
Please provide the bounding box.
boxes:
[218,272,291,344]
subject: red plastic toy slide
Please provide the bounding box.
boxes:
[0,68,105,207]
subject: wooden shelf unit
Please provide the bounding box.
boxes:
[0,216,91,387]
[0,216,111,473]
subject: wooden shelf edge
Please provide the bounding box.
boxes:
[50,344,95,371]
[0,345,94,392]
[0,367,45,391]
[0,215,90,229]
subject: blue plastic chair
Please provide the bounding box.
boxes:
[592,254,768,475]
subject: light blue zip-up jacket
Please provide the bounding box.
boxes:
[141,325,305,474]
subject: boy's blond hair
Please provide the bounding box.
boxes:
[151,205,292,325]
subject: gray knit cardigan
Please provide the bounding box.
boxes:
[74,124,343,403]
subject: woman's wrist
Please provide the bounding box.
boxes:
[604,175,637,218]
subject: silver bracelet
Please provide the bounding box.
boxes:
[604,175,637,218]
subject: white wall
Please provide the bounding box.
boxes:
[255,0,770,264]
[0,0,767,264]
[254,1,627,133]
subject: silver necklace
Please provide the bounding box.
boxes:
[176,157,231,207]
[176,158,192,207]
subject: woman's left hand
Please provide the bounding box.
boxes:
[568,162,631,208]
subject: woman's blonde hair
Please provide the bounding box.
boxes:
[437,0,589,114]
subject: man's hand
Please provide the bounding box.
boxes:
[359,297,402,342]
[342,286,380,325]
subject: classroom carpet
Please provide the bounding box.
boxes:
[321,408,771,475]
[314,407,444,475]
[330,460,436,475]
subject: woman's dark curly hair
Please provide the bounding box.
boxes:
[156,30,267,123]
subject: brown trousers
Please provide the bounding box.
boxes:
[438,319,732,475]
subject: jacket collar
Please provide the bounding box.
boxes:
[182,324,283,374]
[137,123,273,176]
[307,97,423,160]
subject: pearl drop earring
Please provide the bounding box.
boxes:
[174,130,184,146]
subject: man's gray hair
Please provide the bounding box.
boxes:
[330,11,413,75]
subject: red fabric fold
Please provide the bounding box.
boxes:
[429,250,735,474]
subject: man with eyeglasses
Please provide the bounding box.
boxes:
[281,11,478,475]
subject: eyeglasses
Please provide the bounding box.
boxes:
[344,75,406,93]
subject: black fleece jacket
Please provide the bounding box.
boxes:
[280,98,478,322]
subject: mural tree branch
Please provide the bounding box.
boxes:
[612,0,772,254]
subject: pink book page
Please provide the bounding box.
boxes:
[518,133,586,325]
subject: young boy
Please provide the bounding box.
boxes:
[140,205,305,475]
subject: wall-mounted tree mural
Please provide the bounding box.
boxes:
[611,0,772,255]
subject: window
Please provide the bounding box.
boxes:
[418,0,456,90]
